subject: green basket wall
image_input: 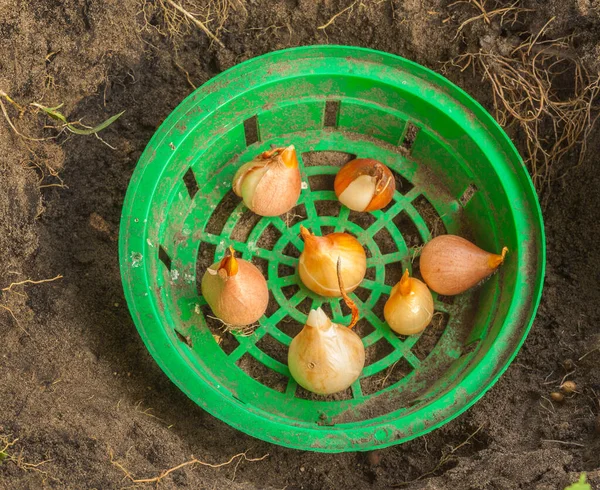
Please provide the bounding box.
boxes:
[119,46,545,452]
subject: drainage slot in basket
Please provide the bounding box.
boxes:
[250,256,269,276]
[324,100,340,127]
[278,263,295,277]
[348,210,376,230]
[393,171,414,195]
[302,151,356,167]
[282,242,301,258]
[315,200,341,217]
[296,297,313,315]
[411,255,421,278]
[243,115,259,145]
[364,337,395,366]
[196,242,217,291]
[413,195,447,238]
[175,329,192,348]
[283,203,306,226]
[158,245,172,271]
[236,353,287,393]
[384,263,402,287]
[400,122,420,151]
[277,315,304,338]
[182,168,199,199]
[413,312,449,361]
[320,302,333,319]
[256,334,288,365]
[231,211,262,242]
[308,173,336,191]
[393,210,424,248]
[205,190,239,235]
[360,357,414,395]
[256,223,282,251]
[281,284,300,300]
[373,228,397,255]
[265,295,279,318]
[354,318,376,338]
[460,183,478,206]
[372,293,390,322]
[353,286,371,302]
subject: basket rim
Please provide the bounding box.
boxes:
[119,45,546,452]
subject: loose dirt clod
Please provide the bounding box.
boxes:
[561,381,577,394]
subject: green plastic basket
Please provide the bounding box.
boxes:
[119,46,545,452]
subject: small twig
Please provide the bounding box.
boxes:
[2,274,63,292]
[164,0,225,47]
[318,1,358,29]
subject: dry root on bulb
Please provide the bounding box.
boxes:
[334,158,395,212]
[232,145,301,216]
[200,246,268,327]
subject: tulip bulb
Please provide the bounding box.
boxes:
[298,225,366,297]
[420,235,508,295]
[384,269,434,335]
[201,247,268,326]
[334,158,395,212]
[232,145,301,216]
[288,258,365,395]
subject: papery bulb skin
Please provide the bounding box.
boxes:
[334,159,395,212]
[288,308,365,395]
[201,250,268,326]
[298,226,366,297]
[420,235,508,295]
[384,270,434,335]
[232,145,301,216]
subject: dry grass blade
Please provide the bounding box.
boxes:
[110,449,268,484]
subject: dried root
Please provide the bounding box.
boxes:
[0,434,56,482]
[110,448,268,484]
[138,0,245,47]
[446,2,600,192]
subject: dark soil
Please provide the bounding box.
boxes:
[1,0,600,489]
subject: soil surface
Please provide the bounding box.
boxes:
[1,0,600,489]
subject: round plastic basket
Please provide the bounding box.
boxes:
[119,46,545,452]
